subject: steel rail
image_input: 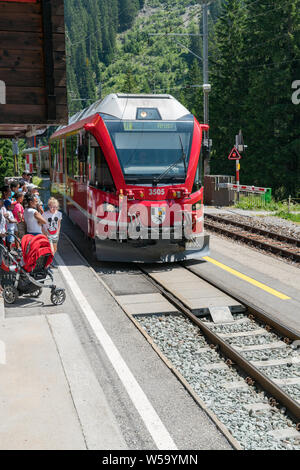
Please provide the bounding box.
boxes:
[140,267,300,423]
[182,261,299,376]
[184,264,300,341]
[205,213,300,247]
[204,216,300,262]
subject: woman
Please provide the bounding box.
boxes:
[24,195,47,236]
[13,192,26,243]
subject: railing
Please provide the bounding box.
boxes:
[217,183,272,208]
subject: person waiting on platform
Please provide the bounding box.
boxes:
[24,194,47,236]
[0,198,8,240]
[19,180,28,194]
[10,182,19,201]
[27,184,44,214]
[43,197,62,258]
[2,185,12,204]
[22,171,32,183]
[0,199,8,268]
[13,192,26,243]
[4,200,18,252]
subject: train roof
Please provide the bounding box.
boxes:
[56,94,193,133]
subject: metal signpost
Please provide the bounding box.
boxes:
[228,146,242,201]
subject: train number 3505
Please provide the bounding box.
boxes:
[149,188,165,196]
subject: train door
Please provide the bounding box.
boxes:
[87,133,116,238]
[67,131,88,234]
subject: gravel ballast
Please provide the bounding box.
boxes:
[205,209,300,239]
[137,313,300,450]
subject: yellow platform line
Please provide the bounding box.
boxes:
[203,257,291,300]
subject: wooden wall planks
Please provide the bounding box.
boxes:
[0,0,68,130]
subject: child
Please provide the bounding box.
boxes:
[10,182,19,201]
[4,200,18,251]
[43,198,62,256]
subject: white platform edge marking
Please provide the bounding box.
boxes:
[47,314,127,450]
[0,298,5,321]
[0,298,5,365]
[56,253,177,451]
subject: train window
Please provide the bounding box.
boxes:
[66,134,80,179]
[50,142,56,170]
[105,120,194,184]
[66,136,72,176]
[55,140,60,172]
[61,139,65,174]
[89,135,115,191]
[193,149,202,192]
[72,135,79,179]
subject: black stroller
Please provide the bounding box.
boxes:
[0,234,66,305]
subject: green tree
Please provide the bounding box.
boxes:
[210,0,248,177]
[123,68,138,93]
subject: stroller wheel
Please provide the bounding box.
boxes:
[3,286,19,304]
[51,289,66,306]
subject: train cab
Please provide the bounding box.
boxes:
[49,94,210,262]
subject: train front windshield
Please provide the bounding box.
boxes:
[105,120,194,184]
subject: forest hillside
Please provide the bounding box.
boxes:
[64,0,300,197]
[0,0,299,198]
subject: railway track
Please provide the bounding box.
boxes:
[63,232,300,449]
[140,266,300,421]
[204,213,300,263]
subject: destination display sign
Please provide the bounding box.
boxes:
[123,122,177,132]
[0,0,68,136]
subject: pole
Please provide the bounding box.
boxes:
[13,154,18,176]
[203,1,210,175]
[235,135,240,202]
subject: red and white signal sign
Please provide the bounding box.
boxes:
[228,147,242,160]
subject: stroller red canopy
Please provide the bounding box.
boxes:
[21,235,54,272]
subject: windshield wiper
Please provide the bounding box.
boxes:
[153,136,187,186]
[179,135,188,179]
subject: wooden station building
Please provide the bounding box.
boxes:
[0,0,68,138]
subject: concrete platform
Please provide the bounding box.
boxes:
[55,222,233,450]
[186,234,300,335]
[0,314,126,450]
[116,293,178,315]
[144,266,244,315]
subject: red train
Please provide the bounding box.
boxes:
[49,94,210,262]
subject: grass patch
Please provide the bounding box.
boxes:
[273,211,300,224]
[235,196,300,213]
[234,196,280,211]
